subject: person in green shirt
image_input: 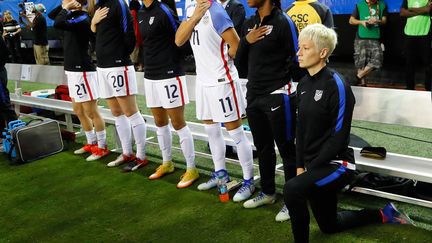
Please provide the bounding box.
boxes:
[400,0,432,91]
[349,0,387,86]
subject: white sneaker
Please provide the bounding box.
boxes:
[243,192,276,209]
[275,205,290,222]
[233,179,255,202]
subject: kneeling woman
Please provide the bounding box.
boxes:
[284,24,412,243]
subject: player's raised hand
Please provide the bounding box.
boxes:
[246,24,270,44]
[92,7,109,26]
[191,0,210,22]
[62,0,81,11]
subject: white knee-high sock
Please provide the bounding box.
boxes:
[176,125,195,168]
[204,123,226,171]
[128,112,147,160]
[115,115,132,155]
[228,126,254,180]
[85,130,97,145]
[96,130,107,149]
[157,125,172,162]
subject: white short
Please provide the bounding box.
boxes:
[65,71,99,103]
[97,65,138,99]
[196,80,246,123]
[145,76,190,109]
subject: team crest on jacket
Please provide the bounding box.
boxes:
[314,90,323,101]
[265,25,273,35]
[149,16,155,25]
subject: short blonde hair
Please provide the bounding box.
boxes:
[298,24,338,59]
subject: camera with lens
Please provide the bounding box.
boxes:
[18,0,28,16]
[18,0,34,23]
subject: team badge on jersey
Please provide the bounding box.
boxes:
[149,16,155,25]
[314,90,323,101]
[265,25,273,35]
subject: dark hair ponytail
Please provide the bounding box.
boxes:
[272,0,281,9]
[161,0,178,18]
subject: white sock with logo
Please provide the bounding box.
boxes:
[96,130,107,149]
[128,112,147,160]
[228,126,254,180]
[204,123,226,171]
[85,130,97,145]
[115,115,133,156]
[157,125,172,162]
[176,125,195,168]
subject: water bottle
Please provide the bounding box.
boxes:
[217,172,229,202]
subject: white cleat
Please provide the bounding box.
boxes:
[233,179,255,202]
[74,144,96,155]
[86,146,110,161]
[107,154,136,167]
[197,169,240,191]
[275,205,290,222]
[197,174,217,191]
[243,192,276,209]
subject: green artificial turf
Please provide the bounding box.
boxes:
[3,80,432,241]
[1,150,431,242]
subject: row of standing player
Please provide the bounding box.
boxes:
[50,0,254,196]
[51,0,199,187]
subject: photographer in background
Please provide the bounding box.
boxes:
[2,10,22,63]
[21,3,50,65]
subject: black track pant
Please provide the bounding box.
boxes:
[5,37,22,63]
[0,67,17,132]
[405,35,431,91]
[284,164,382,243]
[246,93,296,195]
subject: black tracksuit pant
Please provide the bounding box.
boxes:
[284,164,382,243]
[405,35,432,91]
[246,93,297,195]
[5,37,22,63]
[0,66,17,132]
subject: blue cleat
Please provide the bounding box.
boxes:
[381,203,413,225]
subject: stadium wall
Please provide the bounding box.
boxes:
[0,0,415,61]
